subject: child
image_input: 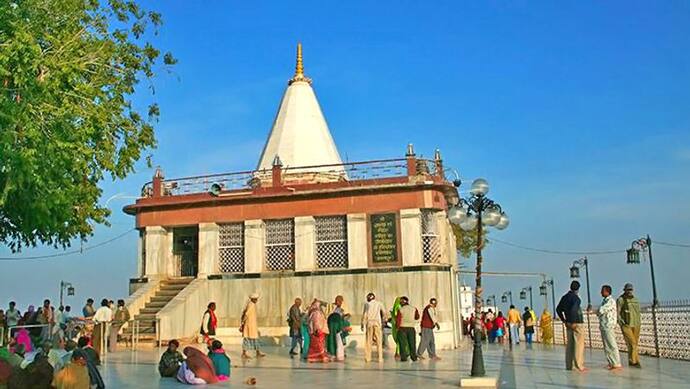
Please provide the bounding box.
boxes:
[159,339,185,377]
[207,340,231,381]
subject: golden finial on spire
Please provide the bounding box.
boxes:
[289,42,312,85]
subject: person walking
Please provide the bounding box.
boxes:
[361,292,386,363]
[417,298,441,360]
[110,299,130,352]
[597,285,622,370]
[241,293,265,359]
[507,305,521,345]
[200,302,218,345]
[617,283,641,368]
[494,312,506,344]
[522,307,535,345]
[396,296,420,362]
[287,298,303,357]
[539,309,554,345]
[556,281,587,372]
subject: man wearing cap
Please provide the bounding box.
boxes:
[617,283,641,368]
[241,293,266,359]
[361,292,386,362]
[556,280,587,372]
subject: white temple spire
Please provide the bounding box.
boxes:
[256,43,344,176]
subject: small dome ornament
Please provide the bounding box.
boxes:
[289,42,312,85]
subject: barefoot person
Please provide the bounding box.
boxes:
[617,283,642,368]
[597,285,622,370]
[241,293,265,359]
[556,281,587,372]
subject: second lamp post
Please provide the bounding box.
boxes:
[569,257,592,348]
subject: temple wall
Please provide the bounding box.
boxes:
[156,267,459,349]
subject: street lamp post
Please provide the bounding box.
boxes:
[59,281,75,307]
[448,178,509,377]
[569,257,592,348]
[627,235,660,357]
[520,286,533,309]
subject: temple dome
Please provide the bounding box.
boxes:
[256,44,345,182]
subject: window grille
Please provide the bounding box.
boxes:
[219,223,245,273]
[265,219,295,271]
[315,216,348,269]
[421,210,441,263]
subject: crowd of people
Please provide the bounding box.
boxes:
[177,290,442,383]
[0,296,131,388]
[465,304,544,346]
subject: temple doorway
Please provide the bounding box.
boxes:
[173,226,198,277]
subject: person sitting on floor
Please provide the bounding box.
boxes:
[177,347,218,385]
[51,349,91,389]
[207,340,231,380]
[159,339,185,377]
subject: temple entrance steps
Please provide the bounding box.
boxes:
[123,277,194,344]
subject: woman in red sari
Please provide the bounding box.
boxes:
[306,300,330,363]
[200,302,217,346]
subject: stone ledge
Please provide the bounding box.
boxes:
[459,377,498,388]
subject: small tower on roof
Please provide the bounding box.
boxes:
[256,43,345,181]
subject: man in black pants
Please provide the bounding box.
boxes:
[396,296,420,362]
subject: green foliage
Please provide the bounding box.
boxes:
[451,223,488,259]
[0,0,175,251]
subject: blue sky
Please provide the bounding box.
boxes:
[2,1,689,314]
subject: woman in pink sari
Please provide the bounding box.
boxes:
[306,300,330,363]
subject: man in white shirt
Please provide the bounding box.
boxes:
[361,292,386,363]
[6,301,21,337]
[93,299,112,357]
[597,285,622,370]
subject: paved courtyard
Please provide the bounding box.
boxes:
[100,341,689,388]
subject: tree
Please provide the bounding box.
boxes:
[0,0,176,251]
[451,223,488,259]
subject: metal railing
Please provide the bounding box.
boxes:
[551,300,690,361]
[141,158,443,197]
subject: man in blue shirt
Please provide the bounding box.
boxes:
[556,281,587,372]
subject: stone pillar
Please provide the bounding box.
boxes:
[144,226,170,279]
[347,213,368,269]
[400,209,422,266]
[295,216,315,271]
[245,220,265,273]
[198,223,219,278]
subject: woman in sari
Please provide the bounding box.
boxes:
[390,297,402,359]
[306,301,330,363]
[539,309,553,345]
[326,312,352,361]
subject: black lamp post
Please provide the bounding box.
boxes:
[520,286,533,309]
[628,235,659,357]
[502,291,513,306]
[448,178,509,377]
[59,281,75,308]
[569,257,592,347]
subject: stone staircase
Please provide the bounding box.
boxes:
[124,277,193,344]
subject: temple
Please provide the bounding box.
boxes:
[123,44,463,349]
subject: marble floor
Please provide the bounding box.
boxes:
[100,341,689,388]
